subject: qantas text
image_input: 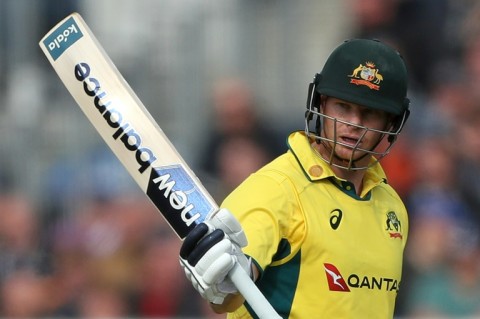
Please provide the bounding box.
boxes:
[348,274,399,292]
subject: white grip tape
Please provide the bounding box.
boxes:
[228,263,282,319]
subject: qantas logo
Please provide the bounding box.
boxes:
[324,263,399,292]
[324,263,350,292]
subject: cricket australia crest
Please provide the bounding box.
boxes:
[348,62,383,90]
[385,211,403,239]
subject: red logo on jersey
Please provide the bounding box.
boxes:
[324,263,350,292]
[389,232,403,239]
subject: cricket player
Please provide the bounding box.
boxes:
[180,38,411,318]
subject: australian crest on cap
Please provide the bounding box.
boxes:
[348,61,383,90]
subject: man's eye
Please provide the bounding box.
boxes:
[337,103,350,111]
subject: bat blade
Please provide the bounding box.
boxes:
[39,13,281,319]
[39,13,216,239]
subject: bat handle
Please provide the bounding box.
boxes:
[228,263,282,319]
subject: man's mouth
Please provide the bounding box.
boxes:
[339,136,360,147]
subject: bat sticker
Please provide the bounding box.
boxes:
[42,16,83,60]
[147,165,214,238]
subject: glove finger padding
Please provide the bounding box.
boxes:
[197,239,235,283]
[180,223,209,260]
[179,209,252,304]
[180,258,228,304]
[187,229,225,266]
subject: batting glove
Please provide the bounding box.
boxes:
[179,208,251,304]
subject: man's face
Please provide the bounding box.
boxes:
[319,96,391,165]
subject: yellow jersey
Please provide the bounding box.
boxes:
[222,131,408,319]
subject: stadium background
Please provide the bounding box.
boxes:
[1,0,480,317]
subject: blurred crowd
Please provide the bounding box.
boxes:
[3,0,480,318]
[355,0,480,317]
[0,188,224,318]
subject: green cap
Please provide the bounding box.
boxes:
[316,39,409,115]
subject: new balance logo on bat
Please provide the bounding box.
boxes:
[148,165,214,238]
[74,62,157,174]
[74,62,212,238]
[42,16,83,60]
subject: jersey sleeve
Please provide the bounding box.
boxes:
[221,169,304,273]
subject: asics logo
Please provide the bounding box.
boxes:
[329,209,342,230]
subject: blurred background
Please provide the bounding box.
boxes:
[1,0,480,318]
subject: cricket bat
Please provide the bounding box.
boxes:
[39,12,280,319]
